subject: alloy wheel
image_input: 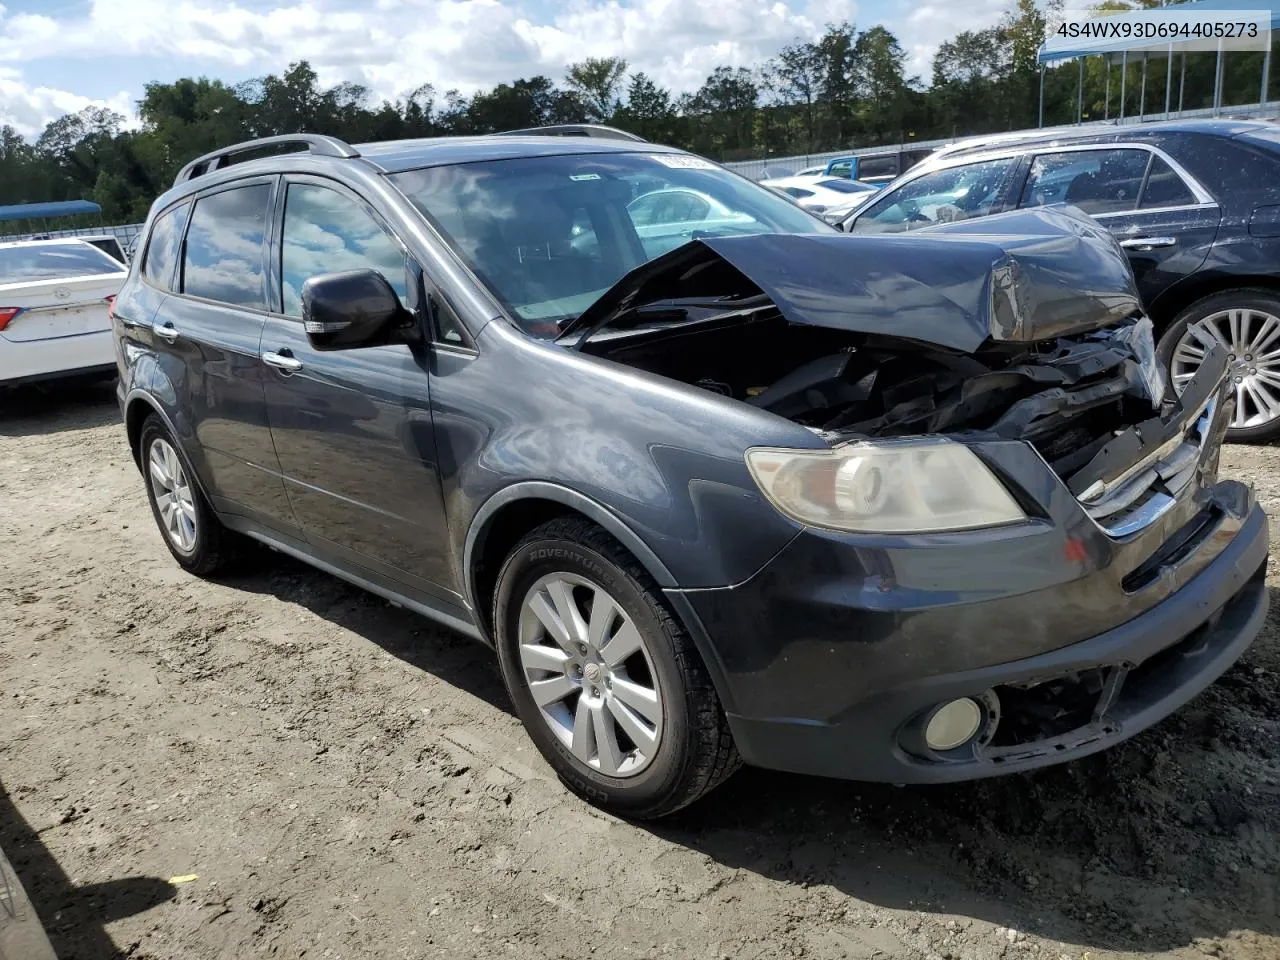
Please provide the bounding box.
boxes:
[148,438,198,552]
[517,573,663,777]
[1172,308,1280,429]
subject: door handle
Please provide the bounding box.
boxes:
[1119,236,1177,250]
[152,321,180,342]
[262,351,303,373]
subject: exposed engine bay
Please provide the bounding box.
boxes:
[591,309,1189,492]
[567,210,1228,516]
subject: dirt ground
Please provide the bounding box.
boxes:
[0,381,1277,960]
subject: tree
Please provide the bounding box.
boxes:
[854,26,908,142]
[815,22,859,145]
[686,67,759,156]
[36,106,123,159]
[465,77,585,133]
[1002,0,1051,128]
[764,41,823,150]
[565,57,628,123]
[932,27,1009,134]
[614,73,679,143]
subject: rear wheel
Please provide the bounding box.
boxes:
[493,517,740,818]
[139,415,243,576]
[1157,289,1280,442]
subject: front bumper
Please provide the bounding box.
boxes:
[670,481,1268,783]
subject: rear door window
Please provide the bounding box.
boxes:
[1020,149,1150,215]
[181,183,271,309]
[279,183,407,318]
[827,159,853,178]
[0,243,123,283]
[142,202,190,291]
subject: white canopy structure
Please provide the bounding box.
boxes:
[1036,0,1279,126]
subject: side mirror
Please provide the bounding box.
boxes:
[301,269,405,351]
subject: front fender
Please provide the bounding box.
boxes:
[437,321,812,594]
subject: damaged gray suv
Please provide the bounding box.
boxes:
[112,129,1268,818]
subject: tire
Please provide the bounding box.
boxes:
[1156,288,1280,443]
[139,415,243,576]
[493,516,740,818]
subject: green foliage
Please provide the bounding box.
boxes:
[3,5,1275,223]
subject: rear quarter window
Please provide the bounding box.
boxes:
[142,202,191,292]
[1160,133,1275,201]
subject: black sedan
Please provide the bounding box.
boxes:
[844,119,1280,441]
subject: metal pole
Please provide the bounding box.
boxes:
[1179,52,1186,115]
[1213,41,1224,114]
[1077,56,1084,124]
[1105,56,1111,119]
[1038,63,1045,127]
[1140,52,1148,118]
[1262,47,1271,105]
[1165,44,1173,117]
[1120,50,1128,120]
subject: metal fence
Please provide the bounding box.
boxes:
[723,99,1280,180]
[4,222,144,258]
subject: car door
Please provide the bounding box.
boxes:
[152,177,297,534]
[1017,147,1220,304]
[260,176,456,595]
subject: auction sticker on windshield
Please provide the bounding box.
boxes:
[652,155,718,170]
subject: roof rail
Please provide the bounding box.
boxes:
[494,124,647,143]
[174,134,360,186]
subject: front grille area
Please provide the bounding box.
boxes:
[1078,395,1218,537]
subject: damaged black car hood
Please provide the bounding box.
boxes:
[563,207,1141,353]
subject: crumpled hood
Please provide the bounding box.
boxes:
[567,207,1142,353]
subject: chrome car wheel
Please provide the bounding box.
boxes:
[148,438,198,552]
[517,573,663,777]
[1172,307,1280,429]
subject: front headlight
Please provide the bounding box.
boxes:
[745,439,1026,534]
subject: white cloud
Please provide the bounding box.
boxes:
[0,67,136,138]
[0,0,1015,135]
[0,0,859,99]
[893,0,1010,79]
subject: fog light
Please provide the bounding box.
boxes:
[924,698,983,751]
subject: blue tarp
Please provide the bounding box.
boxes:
[1040,0,1280,64]
[0,200,102,223]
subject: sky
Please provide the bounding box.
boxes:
[0,0,1012,138]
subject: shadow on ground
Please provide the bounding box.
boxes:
[0,785,175,959]
[221,551,514,717]
[0,379,120,437]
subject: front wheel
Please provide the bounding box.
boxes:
[492,517,740,818]
[1157,289,1280,442]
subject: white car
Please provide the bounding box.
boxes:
[759,176,880,222]
[0,239,126,386]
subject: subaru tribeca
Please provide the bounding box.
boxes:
[112,130,1268,818]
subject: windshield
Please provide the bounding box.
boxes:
[389,152,829,336]
[0,242,123,284]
